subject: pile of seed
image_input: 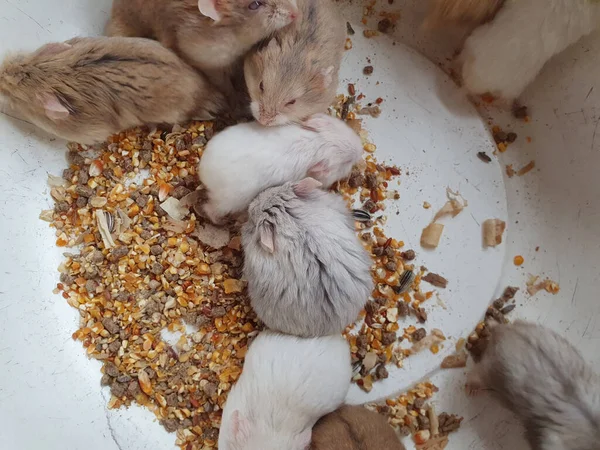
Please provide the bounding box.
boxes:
[332,94,449,392]
[367,382,463,448]
[42,95,451,448]
[45,122,259,450]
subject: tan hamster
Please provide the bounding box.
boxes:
[0,37,225,144]
[311,405,407,450]
[244,0,346,126]
[423,0,505,28]
[107,0,299,74]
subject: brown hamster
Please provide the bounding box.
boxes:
[244,0,346,126]
[107,0,299,74]
[467,321,600,450]
[423,0,505,28]
[0,37,225,144]
[311,405,406,450]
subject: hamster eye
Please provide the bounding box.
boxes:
[286,99,296,106]
[259,81,264,92]
[248,1,264,10]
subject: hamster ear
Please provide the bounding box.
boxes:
[298,429,312,450]
[259,222,275,253]
[36,42,72,57]
[293,177,323,198]
[307,160,330,181]
[320,66,335,89]
[231,410,252,444]
[198,0,221,22]
[40,94,70,121]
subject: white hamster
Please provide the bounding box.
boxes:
[218,331,352,450]
[461,0,600,101]
[198,113,362,223]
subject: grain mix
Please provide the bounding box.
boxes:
[41,95,461,448]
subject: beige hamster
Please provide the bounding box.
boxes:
[0,37,225,144]
[107,0,299,74]
[311,405,407,450]
[244,0,346,126]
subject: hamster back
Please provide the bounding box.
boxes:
[311,406,407,450]
[242,180,373,337]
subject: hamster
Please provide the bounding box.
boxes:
[311,405,407,450]
[242,178,373,338]
[460,0,600,101]
[0,37,225,145]
[198,113,363,223]
[423,0,504,28]
[219,331,352,450]
[107,0,298,75]
[466,321,600,450]
[244,0,346,126]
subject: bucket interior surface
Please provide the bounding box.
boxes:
[1,1,599,449]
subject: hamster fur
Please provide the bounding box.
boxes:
[467,321,600,450]
[107,0,298,74]
[461,0,600,101]
[218,331,352,450]
[198,113,363,223]
[244,0,346,126]
[242,178,373,337]
[0,37,225,144]
[423,0,504,28]
[311,405,407,450]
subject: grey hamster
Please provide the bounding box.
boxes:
[0,37,225,144]
[242,178,373,337]
[311,405,406,450]
[467,320,600,450]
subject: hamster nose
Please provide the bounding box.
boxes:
[289,10,298,21]
[258,115,272,126]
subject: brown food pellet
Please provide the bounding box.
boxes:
[75,185,94,198]
[506,132,518,143]
[150,262,164,275]
[348,171,365,188]
[493,298,505,309]
[422,272,448,289]
[401,250,416,261]
[348,83,356,96]
[385,261,397,272]
[382,332,397,346]
[502,286,519,302]
[377,18,394,33]
[417,414,430,430]
[110,246,129,261]
[415,307,428,323]
[365,300,379,315]
[375,364,389,380]
[397,301,409,317]
[413,398,425,410]
[493,130,507,144]
[102,318,121,335]
[413,328,427,342]
[513,105,529,119]
[363,65,374,75]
